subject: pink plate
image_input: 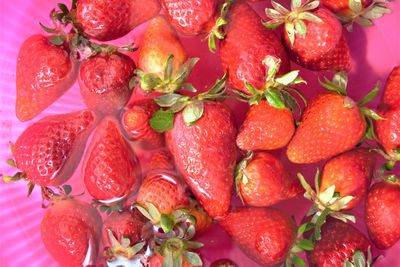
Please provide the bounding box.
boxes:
[0,1,400,266]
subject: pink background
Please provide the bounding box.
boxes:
[0,0,400,266]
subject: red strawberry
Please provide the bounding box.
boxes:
[41,198,102,267]
[83,116,141,202]
[9,110,95,186]
[219,207,296,267]
[78,52,135,115]
[236,152,302,207]
[160,0,218,35]
[366,179,400,249]
[166,101,237,218]
[320,148,377,210]
[122,99,164,149]
[76,0,161,41]
[307,218,371,267]
[16,34,76,121]
[379,66,400,111]
[148,149,174,171]
[265,2,351,71]
[321,0,367,14]
[220,1,290,94]
[148,251,196,267]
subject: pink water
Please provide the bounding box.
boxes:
[0,1,400,266]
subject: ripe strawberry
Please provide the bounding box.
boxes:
[83,116,141,202]
[7,110,95,186]
[219,207,296,267]
[366,179,400,249]
[122,99,164,149]
[378,66,400,111]
[320,148,377,210]
[148,251,195,267]
[76,0,161,41]
[321,0,367,14]
[287,72,379,164]
[307,218,371,267]
[220,1,290,94]
[265,1,351,71]
[160,0,218,35]
[16,34,76,121]
[236,152,302,207]
[165,101,237,218]
[188,203,213,233]
[148,149,174,171]
[41,198,102,267]
[78,52,135,115]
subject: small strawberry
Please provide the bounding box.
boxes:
[136,16,198,94]
[16,34,76,121]
[264,0,351,72]
[41,198,102,267]
[235,152,302,207]
[366,177,400,249]
[219,207,309,267]
[75,0,161,41]
[235,56,306,151]
[83,116,141,203]
[122,99,164,149]
[220,1,290,94]
[3,110,95,188]
[148,149,175,171]
[188,202,213,233]
[78,52,136,115]
[321,0,368,14]
[320,148,377,210]
[307,218,371,267]
[287,72,381,164]
[102,209,148,264]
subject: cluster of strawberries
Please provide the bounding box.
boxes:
[2,0,398,266]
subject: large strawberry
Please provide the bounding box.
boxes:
[235,152,302,207]
[83,116,141,203]
[3,110,95,187]
[287,72,380,164]
[75,0,161,41]
[264,0,351,72]
[16,34,76,121]
[41,198,102,267]
[235,56,305,151]
[307,218,371,267]
[366,177,400,249]
[219,207,303,267]
[122,99,164,149]
[78,52,136,115]
[220,1,290,94]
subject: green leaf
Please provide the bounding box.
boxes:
[333,72,348,91]
[285,22,296,46]
[186,241,204,249]
[303,1,320,11]
[208,34,217,53]
[49,35,64,45]
[183,101,204,126]
[318,185,336,204]
[271,1,290,14]
[164,54,174,80]
[99,205,108,213]
[62,184,72,195]
[135,204,153,221]
[297,239,314,251]
[39,22,57,33]
[27,182,35,197]
[297,222,314,237]
[160,214,175,233]
[363,5,391,20]
[294,20,307,38]
[183,251,203,266]
[349,0,363,14]
[140,73,163,91]
[264,55,281,81]
[162,251,174,267]
[360,107,384,120]
[266,8,283,19]
[129,76,138,90]
[359,84,379,106]
[154,94,185,107]
[150,110,174,133]
[265,90,285,109]
[131,241,146,254]
[353,250,366,267]
[313,208,330,241]
[298,12,323,23]
[170,100,190,113]
[276,70,301,85]
[291,254,306,267]
[148,203,161,222]
[6,159,16,167]
[344,260,355,267]
[291,0,302,10]
[356,17,374,27]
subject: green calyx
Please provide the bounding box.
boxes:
[93,201,123,215]
[234,151,254,203]
[339,0,392,32]
[297,171,356,241]
[234,55,307,114]
[285,222,315,267]
[263,0,322,46]
[207,0,234,53]
[135,55,199,94]
[155,237,203,267]
[104,229,145,262]
[344,247,381,267]
[149,72,229,132]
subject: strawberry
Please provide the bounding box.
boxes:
[102,209,148,263]
[41,198,102,267]
[366,178,400,249]
[160,0,218,35]
[235,152,302,207]
[122,99,164,149]
[148,149,174,171]
[78,52,136,115]
[307,218,371,267]
[320,148,377,210]
[83,116,141,203]
[378,66,400,111]
[16,34,76,121]
[4,110,95,187]
[265,1,351,72]
[235,56,305,151]
[321,0,367,14]
[188,203,213,233]
[287,72,380,164]
[148,251,196,267]
[219,207,297,267]
[75,0,161,41]
[220,1,290,94]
